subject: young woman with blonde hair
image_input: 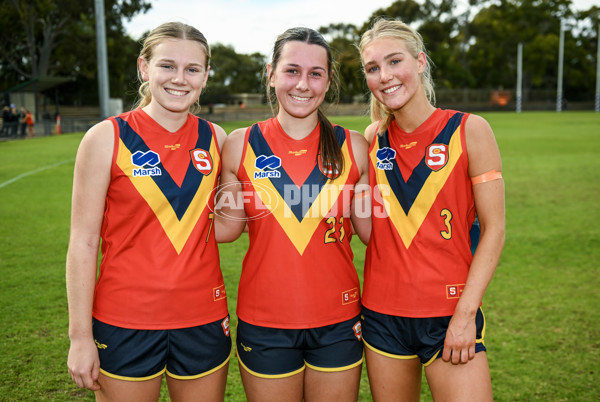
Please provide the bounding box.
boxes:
[359,18,505,401]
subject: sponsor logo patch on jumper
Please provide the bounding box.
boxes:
[376,147,396,171]
[254,155,282,179]
[446,284,465,299]
[131,150,162,177]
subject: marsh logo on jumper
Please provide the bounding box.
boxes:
[254,155,281,179]
[376,147,396,171]
[131,150,162,177]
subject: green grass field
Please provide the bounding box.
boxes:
[0,111,598,401]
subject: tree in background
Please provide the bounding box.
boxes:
[322,0,475,100]
[572,5,600,101]
[468,0,599,102]
[1,0,598,109]
[320,23,364,102]
[204,44,265,105]
[359,0,471,91]
[0,0,150,107]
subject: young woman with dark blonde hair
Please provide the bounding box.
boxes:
[66,22,231,401]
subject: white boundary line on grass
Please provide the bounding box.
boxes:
[0,158,75,189]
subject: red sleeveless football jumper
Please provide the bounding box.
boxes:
[92,109,228,329]
[236,118,361,329]
[363,109,476,318]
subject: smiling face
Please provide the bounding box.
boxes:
[138,38,209,116]
[362,37,427,112]
[268,41,331,121]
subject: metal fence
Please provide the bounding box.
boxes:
[18,89,596,135]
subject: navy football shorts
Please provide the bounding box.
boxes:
[361,307,486,366]
[236,315,363,378]
[92,316,232,380]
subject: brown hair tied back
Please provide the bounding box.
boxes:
[267,27,344,180]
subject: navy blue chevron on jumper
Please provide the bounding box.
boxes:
[379,112,463,215]
[248,124,347,222]
[116,117,213,220]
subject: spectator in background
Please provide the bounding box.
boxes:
[19,107,27,138]
[25,109,35,138]
[6,105,19,137]
[1,106,9,137]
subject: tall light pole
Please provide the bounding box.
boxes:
[595,23,599,112]
[556,19,565,112]
[95,0,110,119]
[517,42,523,113]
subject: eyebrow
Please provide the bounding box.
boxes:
[284,63,327,72]
[363,51,404,68]
[156,58,205,67]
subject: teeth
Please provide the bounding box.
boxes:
[166,89,187,96]
[383,85,400,94]
[291,95,310,102]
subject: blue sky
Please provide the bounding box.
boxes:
[124,0,597,58]
[124,0,413,57]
